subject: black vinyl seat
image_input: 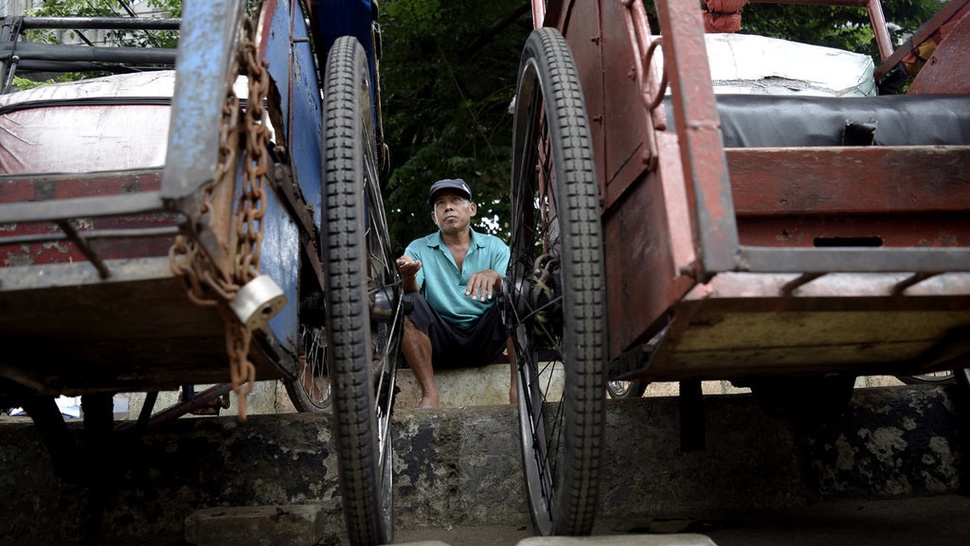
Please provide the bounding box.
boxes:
[713,94,970,148]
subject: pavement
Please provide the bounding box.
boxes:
[395,494,970,546]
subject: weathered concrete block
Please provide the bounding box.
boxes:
[184,503,340,546]
[0,384,964,545]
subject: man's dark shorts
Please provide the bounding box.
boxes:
[406,292,507,368]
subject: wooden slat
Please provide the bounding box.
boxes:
[727,146,970,216]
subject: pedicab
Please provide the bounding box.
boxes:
[0,1,401,544]
[504,0,970,536]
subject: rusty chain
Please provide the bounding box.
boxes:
[169,17,272,420]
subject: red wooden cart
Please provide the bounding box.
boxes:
[505,0,970,536]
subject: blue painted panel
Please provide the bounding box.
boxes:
[263,0,292,128]
[259,173,300,354]
[262,0,323,229]
[289,1,324,229]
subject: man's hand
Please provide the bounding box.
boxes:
[396,256,421,293]
[396,256,422,279]
[466,269,503,302]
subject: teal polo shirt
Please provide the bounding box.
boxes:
[405,228,510,329]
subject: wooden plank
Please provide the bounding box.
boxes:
[727,146,970,216]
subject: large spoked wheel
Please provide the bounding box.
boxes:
[506,27,606,537]
[321,36,403,546]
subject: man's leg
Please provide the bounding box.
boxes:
[402,317,440,408]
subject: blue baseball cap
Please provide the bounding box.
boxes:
[428,178,472,204]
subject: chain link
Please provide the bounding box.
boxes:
[169,17,272,420]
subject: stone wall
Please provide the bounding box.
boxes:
[0,385,965,545]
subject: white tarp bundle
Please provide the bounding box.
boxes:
[705,33,876,96]
[655,33,877,97]
[0,71,177,175]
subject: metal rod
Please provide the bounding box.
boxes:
[147,384,233,430]
[866,0,894,61]
[892,272,941,296]
[55,220,111,279]
[8,60,170,73]
[19,17,181,31]
[781,273,825,296]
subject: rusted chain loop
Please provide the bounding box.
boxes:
[168,16,272,420]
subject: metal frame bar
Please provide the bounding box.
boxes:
[160,0,246,202]
[0,226,179,246]
[740,247,970,274]
[1,41,176,66]
[0,192,163,224]
[1,16,180,91]
[17,16,181,31]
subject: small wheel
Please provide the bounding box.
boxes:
[284,323,332,412]
[321,36,403,546]
[606,380,647,400]
[896,371,957,385]
[506,27,606,537]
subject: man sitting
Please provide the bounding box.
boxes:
[395,178,515,408]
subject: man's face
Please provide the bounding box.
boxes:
[431,190,477,234]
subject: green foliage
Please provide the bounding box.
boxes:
[740,0,942,59]
[380,0,532,251]
[27,0,181,49]
[11,75,56,90]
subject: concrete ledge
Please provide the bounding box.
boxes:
[395,364,517,408]
[185,504,341,546]
[0,385,965,545]
[517,535,716,546]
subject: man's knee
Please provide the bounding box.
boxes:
[403,316,429,342]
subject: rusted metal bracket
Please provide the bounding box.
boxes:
[621,0,666,171]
